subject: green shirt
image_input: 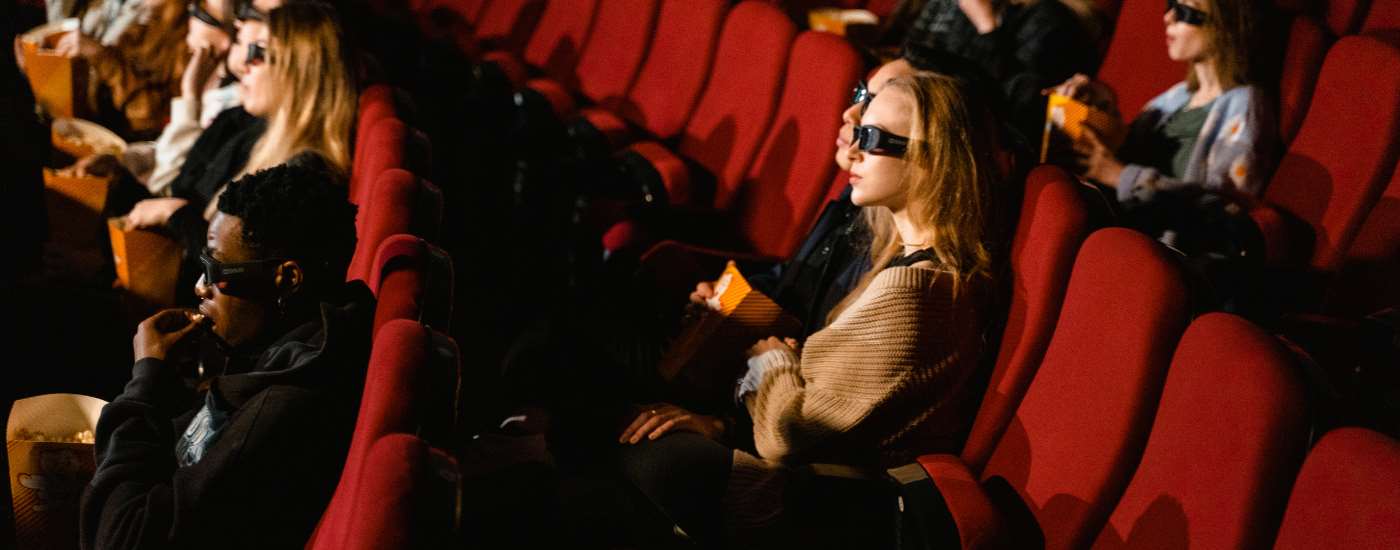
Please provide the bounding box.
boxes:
[1147,100,1214,179]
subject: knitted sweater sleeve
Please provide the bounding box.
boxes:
[743,266,960,463]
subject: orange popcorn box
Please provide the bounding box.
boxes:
[1040,92,1125,163]
[18,20,87,119]
[7,394,106,550]
[108,217,184,311]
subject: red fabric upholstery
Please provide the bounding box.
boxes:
[1323,161,1400,315]
[1260,35,1400,271]
[481,50,530,89]
[1273,428,1400,549]
[573,0,659,107]
[579,107,634,149]
[352,118,432,210]
[348,169,443,284]
[339,434,458,550]
[525,77,578,117]
[959,166,1092,473]
[1090,313,1308,549]
[676,1,796,209]
[370,235,455,336]
[609,0,727,141]
[1325,0,1368,36]
[472,0,542,54]
[915,454,1010,548]
[1095,0,1186,122]
[626,140,691,204]
[355,84,397,183]
[825,170,850,202]
[977,228,1189,550]
[1277,17,1331,145]
[520,0,600,83]
[733,31,861,258]
[1364,0,1400,32]
[310,320,459,549]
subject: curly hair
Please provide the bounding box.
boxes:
[217,163,358,286]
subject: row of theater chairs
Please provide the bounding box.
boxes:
[777,165,1399,549]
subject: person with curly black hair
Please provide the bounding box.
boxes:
[81,163,374,550]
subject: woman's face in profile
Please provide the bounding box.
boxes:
[1164,0,1213,63]
[847,87,913,211]
[238,23,274,117]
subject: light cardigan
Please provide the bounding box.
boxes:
[726,265,987,531]
[1116,82,1276,205]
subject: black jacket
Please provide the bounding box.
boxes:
[165,107,265,255]
[751,186,869,337]
[81,282,376,550]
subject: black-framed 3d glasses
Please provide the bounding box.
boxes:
[236,0,267,21]
[851,80,875,113]
[188,0,234,36]
[245,41,267,66]
[1166,0,1208,26]
[851,125,910,157]
[198,251,288,297]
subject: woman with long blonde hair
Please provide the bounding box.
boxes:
[614,73,1007,544]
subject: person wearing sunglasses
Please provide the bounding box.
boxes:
[1049,0,1274,259]
[614,73,1006,544]
[83,163,374,549]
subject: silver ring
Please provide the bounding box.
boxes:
[649,409,657,415]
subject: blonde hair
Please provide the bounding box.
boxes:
[241,3,357,177]
[828,73,1004,323]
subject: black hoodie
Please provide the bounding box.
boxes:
[81,282,375,550]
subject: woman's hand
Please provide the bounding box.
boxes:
[134,309,207,362]
[53,31,102,59]
[688,281,718,307]
[747,336,799,358]
[618,403,725,444]
[958,0,1000,34]
[1074,128,1125,187]
[1045,74,1119,113]
[73,153,122,178]
[181,44,222,101]
[126,198,189,229]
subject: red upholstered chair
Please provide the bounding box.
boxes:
[466,0,544,56]
[350,118,433,211]
[1094,0,1187,122]
[369,234,455,336]
[959,165,1094,473]
[1324,0,1370,36]
[335,434,459,550]
[523,0,660,118]
[1090,313,1309,550]
[1272,428,1400,549]
[308,320,461,549]
[1364,0,1400,33]
[480,0,600,89]
[622,0,796,208]
[1248,35,1400,276]
[347,169,444,284]
[904,228,1189,549]
[1322,160,1400,316]
[1275,14,1332,145]
[575,0,727,149]
[354,85,398,180]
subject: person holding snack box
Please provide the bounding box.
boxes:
[1049,0,1274,257]
[615,73,1007,545]
[81,163,372,550]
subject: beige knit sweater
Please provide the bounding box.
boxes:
[725,264,988,531]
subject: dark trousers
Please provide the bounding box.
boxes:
[616,432,733,547]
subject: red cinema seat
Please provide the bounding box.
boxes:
[1272,428,1400,550]
[370,234,455,336]
[906,228,1189,549]
[308,320,461,549]
[1095,0,1188,122]
[351,118,432,211]
[1250,34,1400,275]
[623,0,797,208]
[1091,313,1309,549]
[354,85,398,180]
[347,169,444,284]
[524,0,660,118]
[959,166,1094,473]
[1275,13,1331,145]
[1322,160,1400,316]
[1325,0,1370,36]
[481,0,600,89]
[575,0,727,149]
[336,434,459,550]
[1364,0,1400,33]
[467,0,544,56]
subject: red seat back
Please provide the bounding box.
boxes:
[351,118,432,210]
[960,166,1093,473]
[520,0,600,83]
[677,1,796,209]
[1325,0,1369,35]
[573,0,660,106]
[732,31,860,258]
[1095,0,1185,121]
[1091,313,1308,549]
[1323,161,1400,315]
[347,169,443,284]
[473,0,544,54]
[337,434,458,550]
[354,85,398,182]
[310,320,460,549]
[980,228,1190,550]
[1364,0,1400,33]
[612,0,727,139]
[1276,15,1331,145]
[1263,35,1400,271]
[1273,428,1400,549]
[370,235,455,336]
